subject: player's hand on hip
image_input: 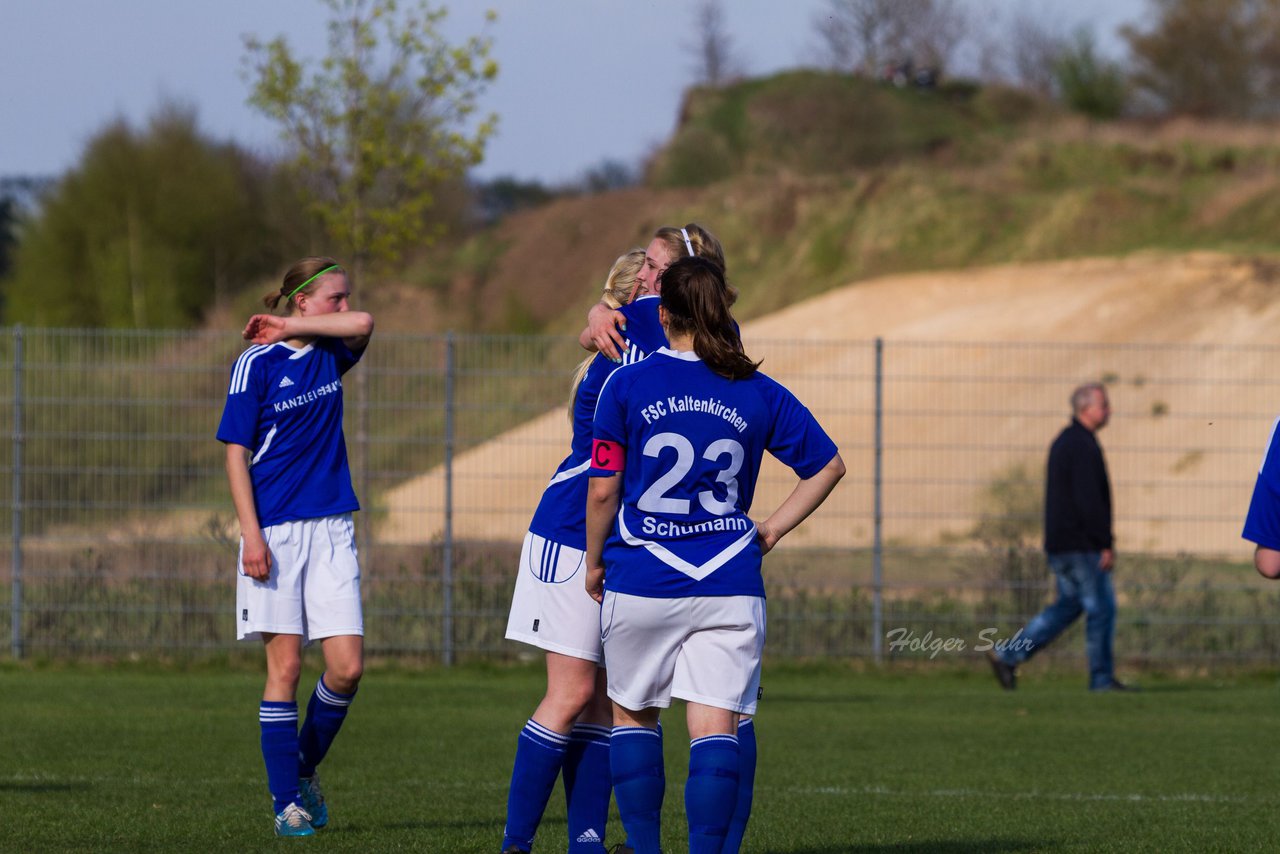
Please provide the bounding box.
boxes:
[755,520,780,556]
[585,563,605,604]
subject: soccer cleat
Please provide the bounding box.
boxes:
[501,847,529,854]
[274,802,315,837]
[298,773,328,828]
[606,845,635,854]
[985,649,1017,690]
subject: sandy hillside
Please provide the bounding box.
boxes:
[379,252,1280,558]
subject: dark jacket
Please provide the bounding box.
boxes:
[1043,418,1113,553]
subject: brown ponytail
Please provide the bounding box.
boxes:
[659,257,759,380]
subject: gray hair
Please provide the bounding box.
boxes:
[1071,383,1106,414]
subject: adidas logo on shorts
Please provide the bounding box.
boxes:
[278,376,295,388]
[576,828,601,844]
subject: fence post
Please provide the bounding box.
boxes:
[872,337,884,663]
[11,325,23,660]
[442,332,456,667]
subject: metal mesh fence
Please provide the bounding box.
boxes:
[1,328,1275,665]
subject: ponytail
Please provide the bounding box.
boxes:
[659,257,759,380]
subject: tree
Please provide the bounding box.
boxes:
[579,158,638,194]
[472,176,555,225]
[814,0,897,76]
[0,194,17,282]
[2,104,283,328]
[688,0,744,87]
[1054,28,1128,119]
[903,0,968,76]
[1253,1,1280,114]
[243,0,498,281]
[1122,0,1258,118]
[1003,7,1071,97]
[813,0,968,79]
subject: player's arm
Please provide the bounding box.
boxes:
[578,302,627,361]
[755,452,846,556]
[224,443,271,581]
[585,473,622,604]
[243,312,375,352]
[1255,546,1280,579]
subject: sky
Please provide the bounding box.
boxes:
[4,0,1148,187]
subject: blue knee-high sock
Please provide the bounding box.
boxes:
[720,719,756,854]
[624,721,663,850]
[298,676,356,778]
[686,735,739,854]
[502,719,569,852]
[563,723,611,852]
[259,701,300,814]
[611,726,664,854]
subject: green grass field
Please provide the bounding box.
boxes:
[2,661,1277,853]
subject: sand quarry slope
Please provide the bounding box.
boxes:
[379,252,1280,558]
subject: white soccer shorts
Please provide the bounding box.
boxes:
[601,590,765,715]
[505,531,603,662]
[236,513,363,643]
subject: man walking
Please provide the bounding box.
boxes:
[987,383,1131,692]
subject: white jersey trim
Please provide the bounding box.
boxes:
[616,508,757,581]
[252,424,278,466]
[230,344,272,394]
[655,346,700,362]
[547,458,591,488]
[1260,416,1280,473]
[591,346,682,421]
[621,343,648,366]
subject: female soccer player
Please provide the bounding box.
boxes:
[584,256,845,854]
[501,225,725,854]
[216,257,374,837]
[583,223,763,854]
[581,224,726,362]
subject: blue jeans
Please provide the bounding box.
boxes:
[1002,551,1116,689]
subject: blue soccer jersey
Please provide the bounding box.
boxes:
[590,348,838,598]
[527,296,667,548]
[217,337,363,527]
[1243,416,1280,549]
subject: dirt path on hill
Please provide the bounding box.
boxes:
[378,252,1280,560]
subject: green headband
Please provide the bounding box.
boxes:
[286,264,342,300]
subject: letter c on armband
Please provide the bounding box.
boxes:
[592,439,625,472]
